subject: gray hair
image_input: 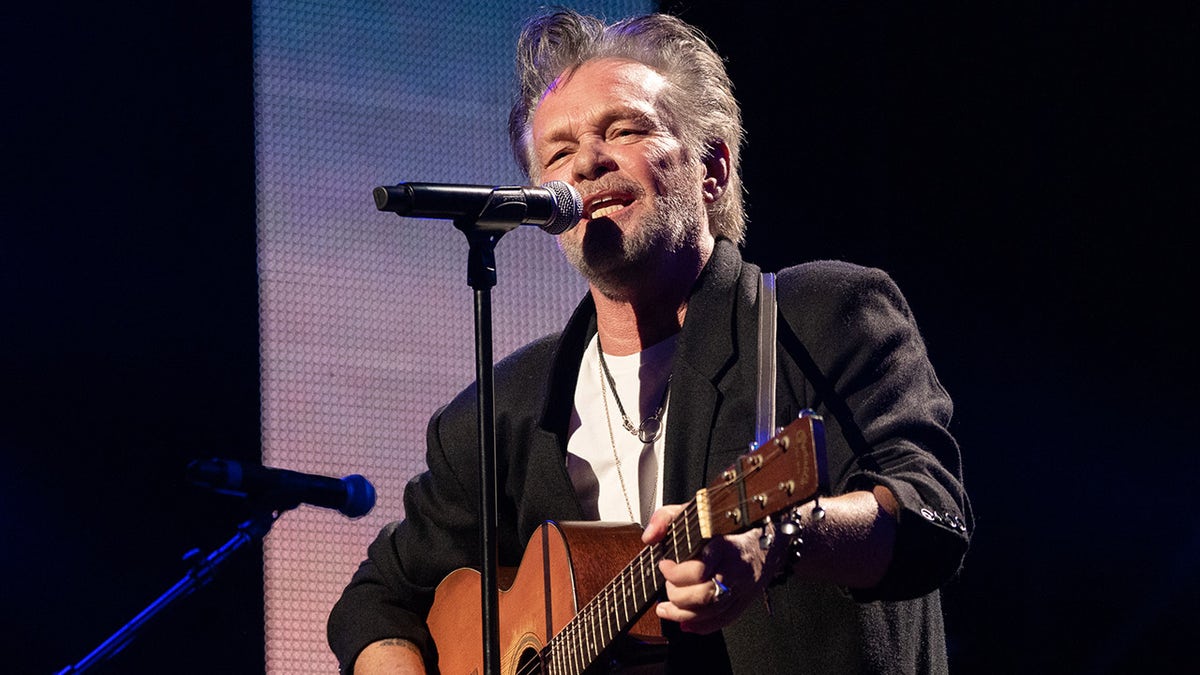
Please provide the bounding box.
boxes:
[509,10,746,244]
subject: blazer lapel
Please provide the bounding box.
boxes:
[526,293,598,523]
[662,241,749,503]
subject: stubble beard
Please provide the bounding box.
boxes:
[559,166,705,301]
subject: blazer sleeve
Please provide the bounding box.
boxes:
[777,261,972,601]
[326,397,481,673]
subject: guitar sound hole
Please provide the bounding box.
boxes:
[515,646,543,674]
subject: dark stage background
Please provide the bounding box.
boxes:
[4,2,1196,673]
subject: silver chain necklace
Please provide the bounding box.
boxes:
[596,339,662,523]
[595,337,671,444]
[598,355,639,523]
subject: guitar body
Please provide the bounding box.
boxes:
[427,414,825,674]
[427,521,664,674]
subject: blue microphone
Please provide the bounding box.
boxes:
[187,459,376,518]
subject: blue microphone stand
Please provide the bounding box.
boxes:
[53,506,280,674]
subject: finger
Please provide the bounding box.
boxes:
[654,580,738,635]
[659,558,708,588]
[660,561,724,609]
[654,533,770,635]
[676,607,736,635]
[641,504,686,544]
[655,599,703,626]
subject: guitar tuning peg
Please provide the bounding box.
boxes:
[759,516,775,550]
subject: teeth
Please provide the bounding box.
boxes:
[590,203,625,218]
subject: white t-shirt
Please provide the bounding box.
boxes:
[566,333,675,525]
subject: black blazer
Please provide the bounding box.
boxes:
[329,239,970,674]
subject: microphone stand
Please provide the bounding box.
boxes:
[456,219,508,675]
[54,505,283,675]
[374,180,581,673]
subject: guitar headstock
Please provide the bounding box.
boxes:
[695,412,826,539]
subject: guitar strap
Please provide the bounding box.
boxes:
[755,272,777,447]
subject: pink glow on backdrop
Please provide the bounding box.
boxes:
[255,1,648,672]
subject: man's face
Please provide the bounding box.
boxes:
[531,58,710,297]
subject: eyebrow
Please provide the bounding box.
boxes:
[537,105,662,148]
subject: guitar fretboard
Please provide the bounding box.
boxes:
[520,414,822,675]
[539,503,707,674]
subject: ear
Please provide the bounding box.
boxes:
[701,140,731,204]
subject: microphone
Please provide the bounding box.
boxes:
[372,180,583,234]
[186,459,376,518]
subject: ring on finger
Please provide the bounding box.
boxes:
[711,578,730,604]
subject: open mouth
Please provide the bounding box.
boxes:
[584,193,635,220]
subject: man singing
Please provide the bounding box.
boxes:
[329,10,970,673]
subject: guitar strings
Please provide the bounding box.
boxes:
[519,503,712,675]
[514,436,791,674]
[526,508,689,674]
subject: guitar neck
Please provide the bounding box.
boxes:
[545,506,705,672]
[543,414,824,674]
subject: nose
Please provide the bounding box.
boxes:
[572,137,617,181]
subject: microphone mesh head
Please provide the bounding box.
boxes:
[340,474,376,518]
[541,181,583,234]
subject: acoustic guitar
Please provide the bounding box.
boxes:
[427,412,826,674]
